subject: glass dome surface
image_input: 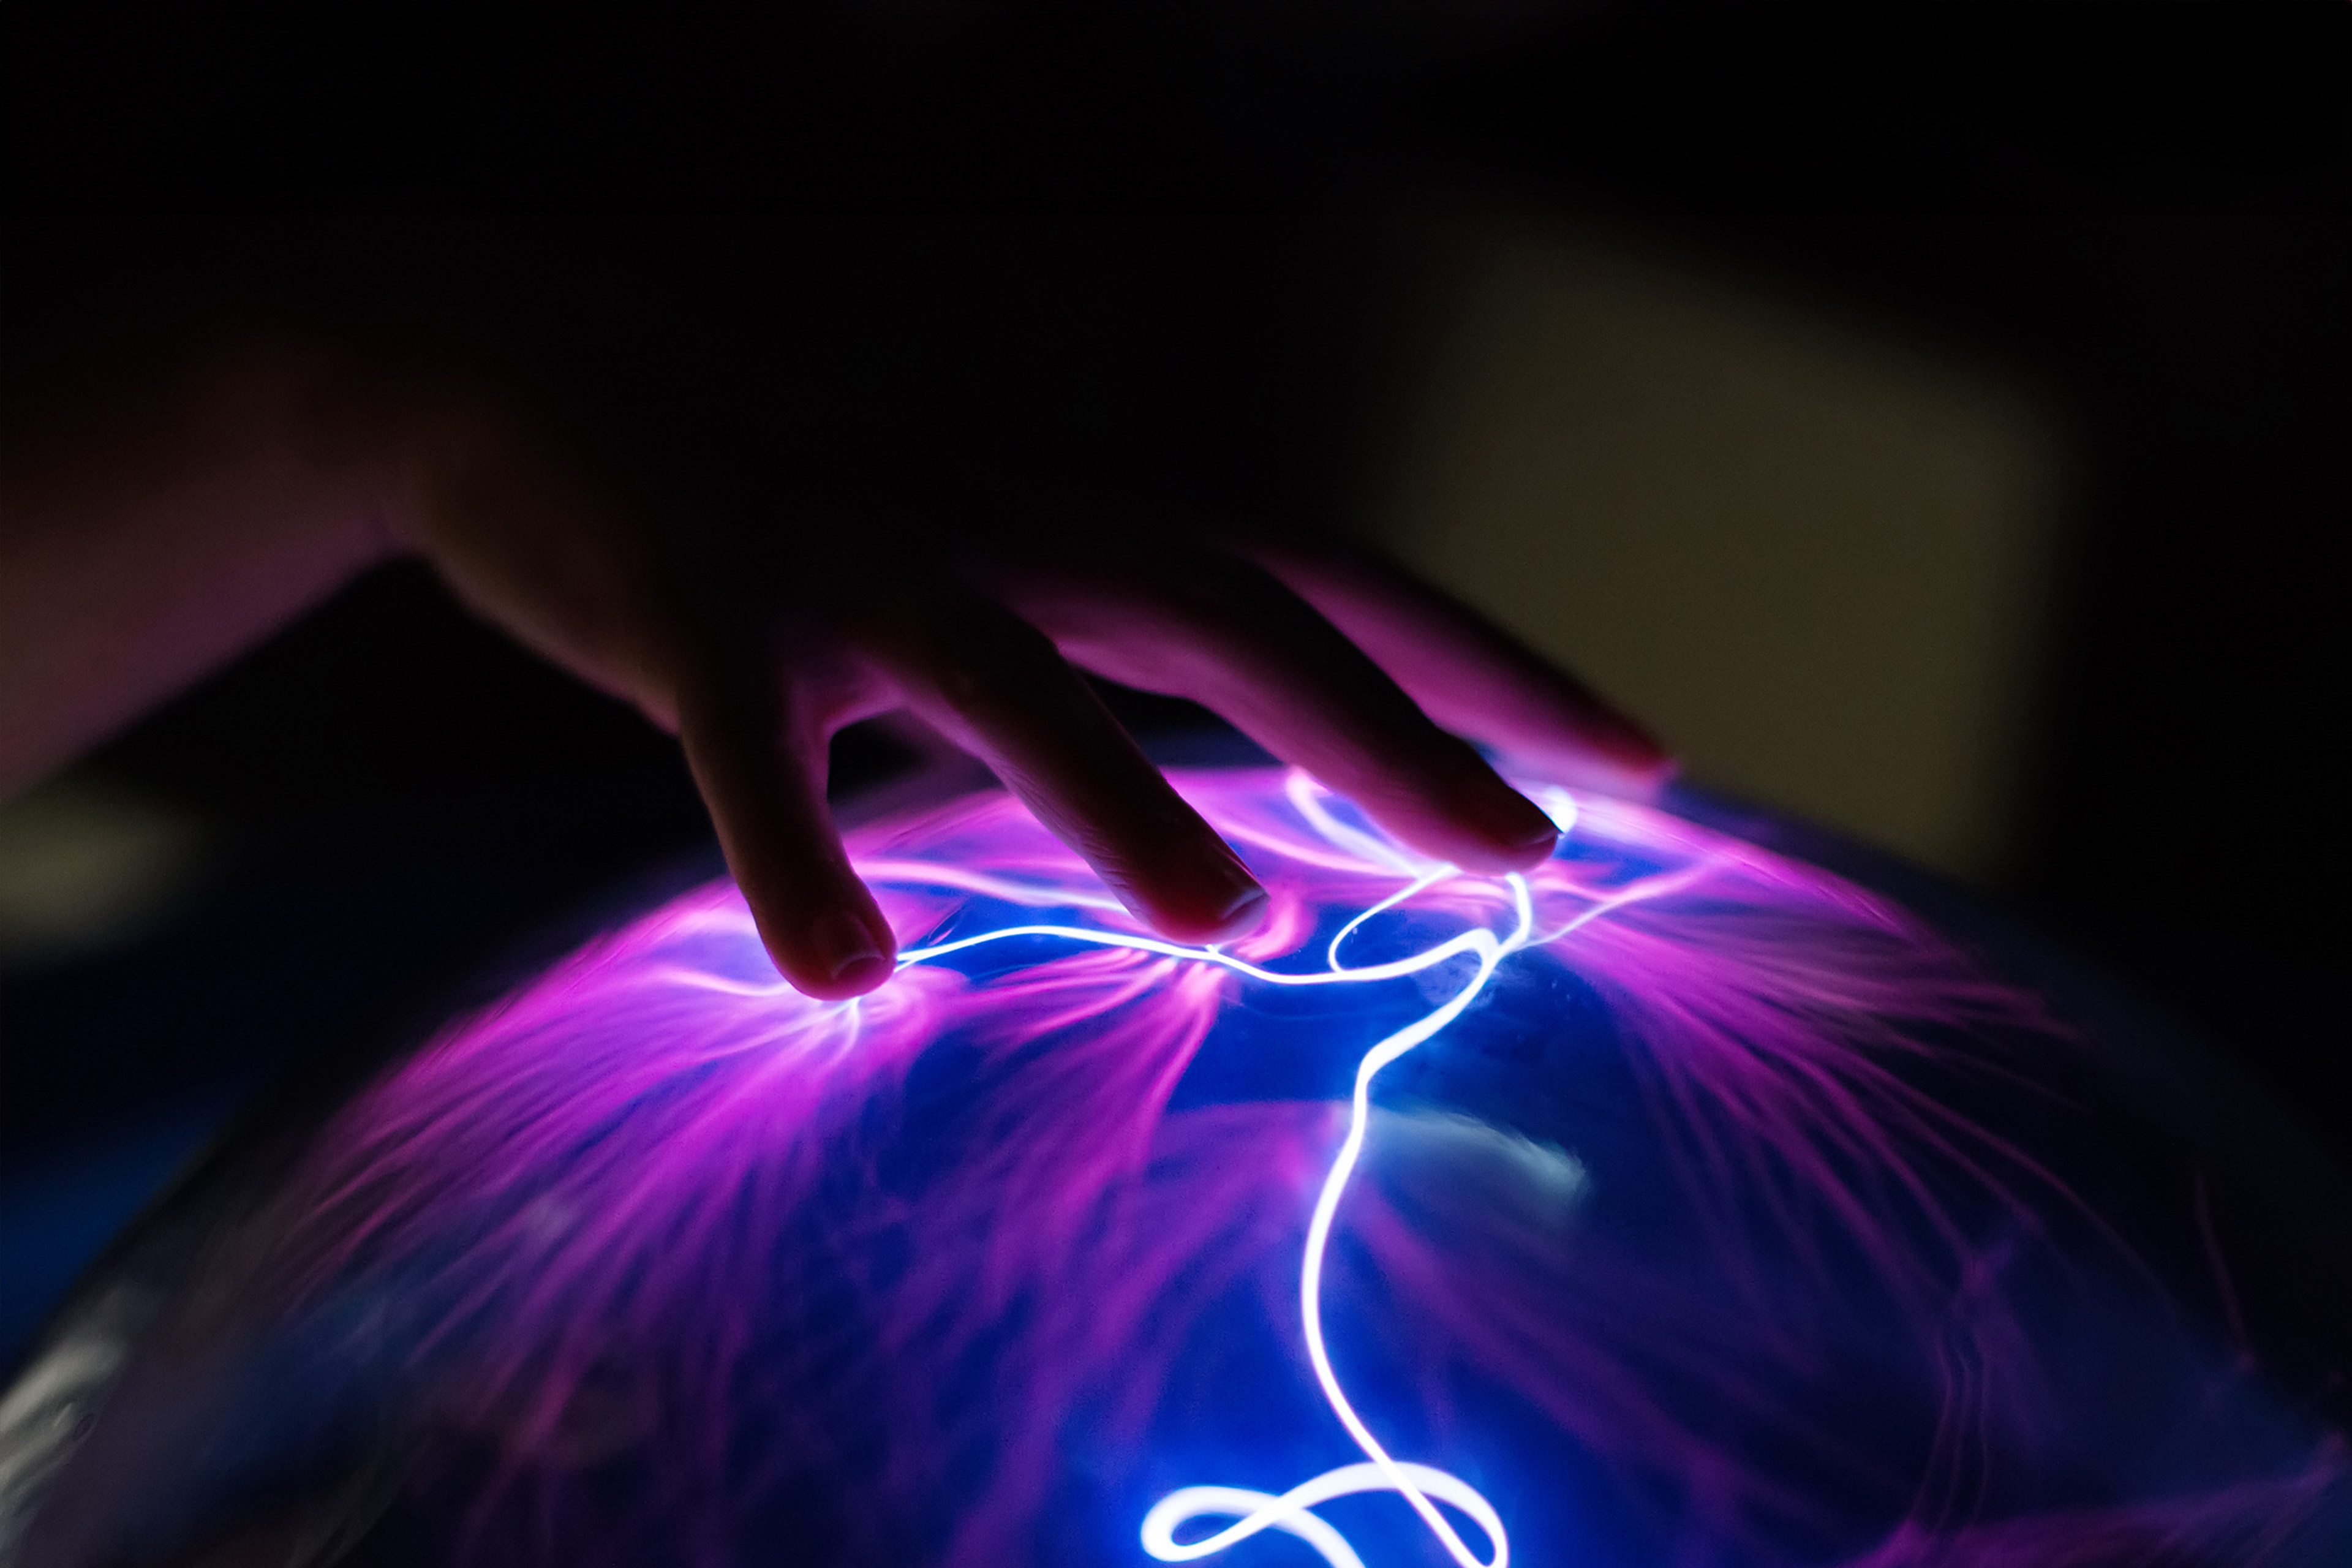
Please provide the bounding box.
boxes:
[1,767,2344,1567]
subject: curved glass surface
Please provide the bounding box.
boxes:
[2,768,2345,1566]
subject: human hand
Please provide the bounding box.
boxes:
[1,322,1667,1002]
[393,363,1669,998]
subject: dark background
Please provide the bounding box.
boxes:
[2,4,2345,1231]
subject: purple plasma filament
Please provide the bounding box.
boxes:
[238,768,2342,1567]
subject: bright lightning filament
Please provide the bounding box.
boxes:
[1140,1464,1506,1568]
[873,786,1670,1568]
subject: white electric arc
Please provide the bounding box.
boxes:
[861,778,1675,1568]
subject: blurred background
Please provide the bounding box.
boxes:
[2,5,2345,1357]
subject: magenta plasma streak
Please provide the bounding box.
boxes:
[620,774,1621,1566]
[888,778,1580,1568]
[245,767,2341,1567]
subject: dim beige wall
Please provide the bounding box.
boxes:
[1376,221,2065,881]
[0,775,203,968]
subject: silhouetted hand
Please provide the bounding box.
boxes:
[1,322,1669,999]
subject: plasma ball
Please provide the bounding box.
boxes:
[19,766,2339,1567]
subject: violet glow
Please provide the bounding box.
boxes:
[208,767,2342,1566]
[888,775,1576,1567]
